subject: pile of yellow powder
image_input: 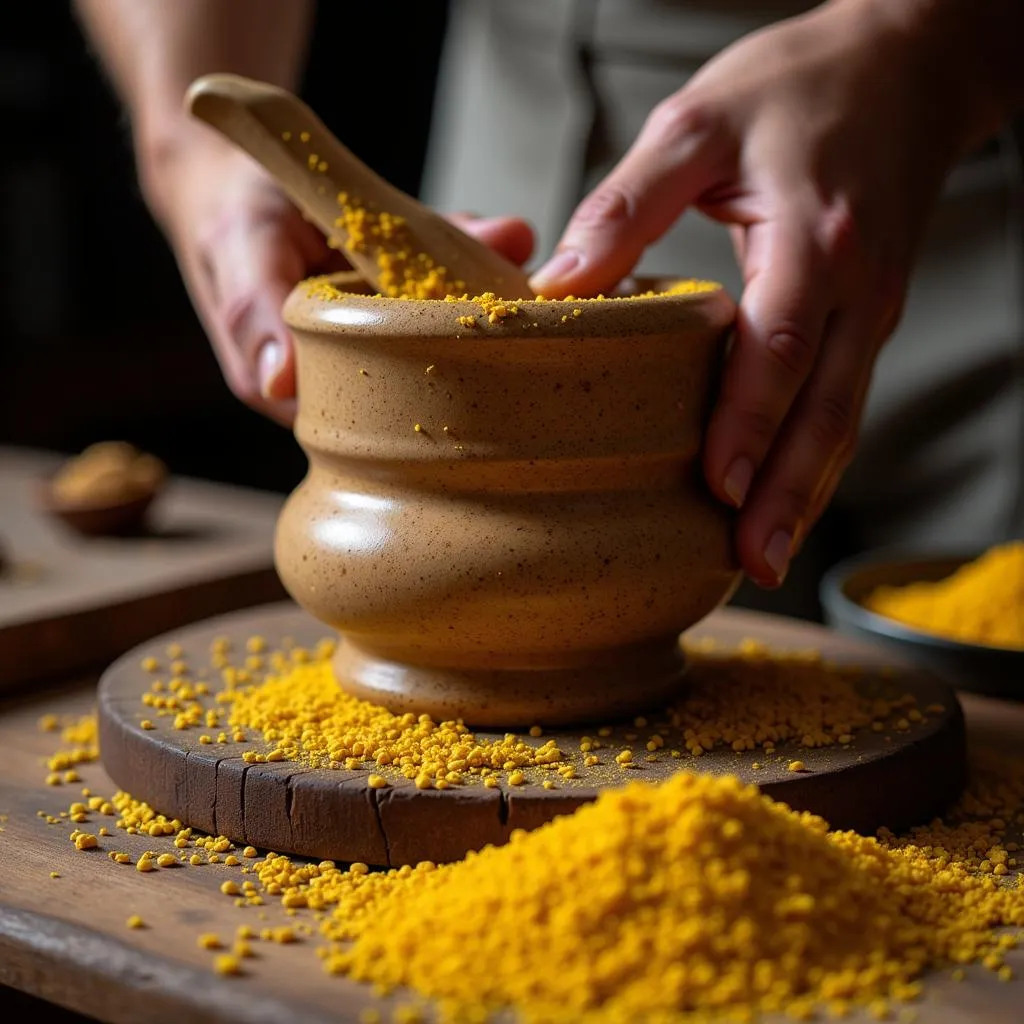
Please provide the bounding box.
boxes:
[46,704,1024,1023]
[37,633,1024,1023]
[865,540,1024,650]
[312,769,1024,1023]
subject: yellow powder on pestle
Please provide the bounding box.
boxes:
[293,129,721,306]
[865,541,1024,650]
[331,192,466,300]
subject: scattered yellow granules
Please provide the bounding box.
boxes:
[315,771,1024,1022]
[864,541,1024,649]
[471,292,519,324]
[40,715,99,782]
[32,680,1024,1015]
[306,261,717,312]
[126,915,144,929]
[223,659,564,783]
[214,954,242,976]
[194,637,920,790]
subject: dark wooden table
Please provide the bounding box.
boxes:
[1,608,1023,1024]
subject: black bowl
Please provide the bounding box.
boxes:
[820,549,1023,701]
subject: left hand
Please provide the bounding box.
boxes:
[528,0,996,587]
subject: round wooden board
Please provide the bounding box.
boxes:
[98,602,966,866]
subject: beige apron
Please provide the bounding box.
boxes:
[422,0,1024,615]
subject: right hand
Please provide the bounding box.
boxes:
[143,135,534,426]
[143,137,342,425]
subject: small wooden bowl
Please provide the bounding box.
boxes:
[820,548,1024,701]
[37,482,161,538]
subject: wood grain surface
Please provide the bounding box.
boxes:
[1,610,1023,1023]
[98,604,967,865]
[0,447,287,690]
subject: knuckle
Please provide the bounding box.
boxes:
[570,185,635,231]
[644,96,710,148]
[808,392,856,450]
[777,481,817,516]
[193,207,237,256]
[724,402,779,446]
[218,291,260,343]
[762,326,819,378]
[818,198,860,264]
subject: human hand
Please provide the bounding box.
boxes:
[142,136,339,425]
[143,135,534,426]
[529,0,995,587]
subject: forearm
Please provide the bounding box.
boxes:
[74,0,314,196]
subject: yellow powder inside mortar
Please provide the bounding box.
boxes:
[292,127,721,308]
[864,541,1024,650]
[306,274,720,313]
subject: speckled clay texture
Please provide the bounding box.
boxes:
[277,275,741,726]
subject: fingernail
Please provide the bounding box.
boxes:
[530,249,580,291]
[258,340,284,399]
[723,457,754,508]
[764,530,794,583]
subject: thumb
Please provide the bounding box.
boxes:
[530,100,723,297]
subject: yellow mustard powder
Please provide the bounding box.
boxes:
[34,634,1024,1023]
[865,541,1024,650]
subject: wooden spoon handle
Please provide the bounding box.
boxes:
[185,73,534,299]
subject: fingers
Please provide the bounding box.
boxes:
[447,213,535,267]
[733,307,880,587]
[703,216,833,512]
[530,98,725,297]
[194,203,325,425]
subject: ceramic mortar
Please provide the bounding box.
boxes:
[277,274,740,727]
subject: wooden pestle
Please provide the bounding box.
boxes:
[185,73,535,300]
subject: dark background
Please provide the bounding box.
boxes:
[1,15,449,1017]
[0,2,450,496]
